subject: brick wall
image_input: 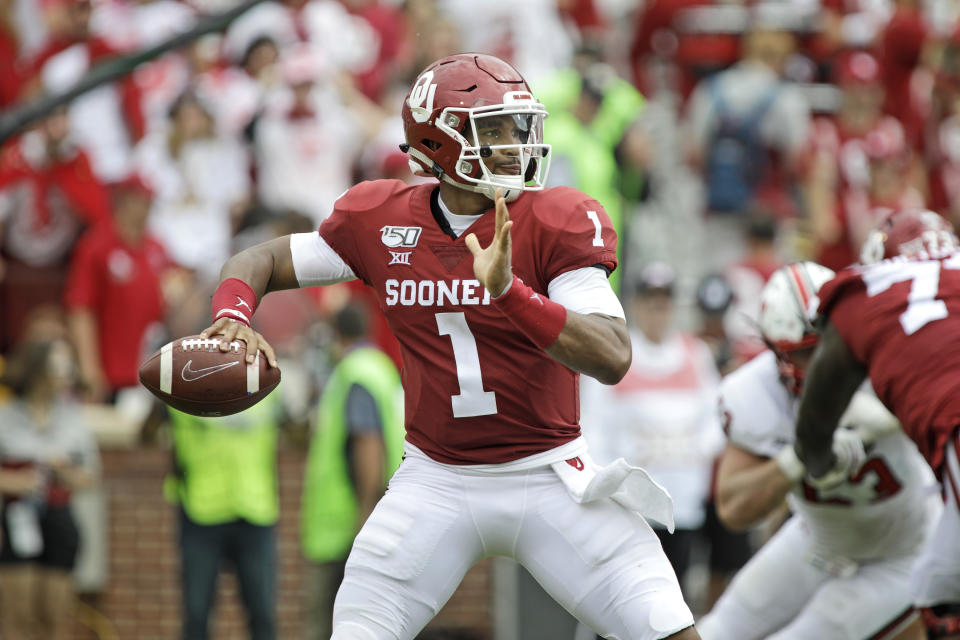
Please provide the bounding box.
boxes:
[69,447,493,640]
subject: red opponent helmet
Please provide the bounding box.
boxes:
[860,209,960,264]
[400,53,551,202]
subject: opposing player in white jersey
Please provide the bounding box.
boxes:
[698,262,942,640]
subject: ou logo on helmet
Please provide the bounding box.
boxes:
[408,70,438,123]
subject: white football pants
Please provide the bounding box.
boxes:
[699,515,923,640]
[330,451,694,640]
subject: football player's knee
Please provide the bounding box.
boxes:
[332,595,408,640]
[695,613,727,640]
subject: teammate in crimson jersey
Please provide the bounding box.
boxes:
[200,54,700,640]
[700,262,940,640]
[796,209,960,638]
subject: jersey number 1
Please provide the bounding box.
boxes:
[436,312,497,418]
[863,254,960,335]
[586,210,604,248]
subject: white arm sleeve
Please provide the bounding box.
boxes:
[289,232,357,287]
[547,267,625,318]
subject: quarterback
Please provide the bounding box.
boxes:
[201,54,699,640]
[698,262,940,640]
[796,209,960,638]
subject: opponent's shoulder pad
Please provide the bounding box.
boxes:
[720,352,779,415]
[334,179,415,214]
[719,352,793,454]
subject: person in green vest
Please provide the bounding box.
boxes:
[301,303,405,640]
[165,389,285,640]
[537,57,651,294]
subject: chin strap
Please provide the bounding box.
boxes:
[439,173,522,203]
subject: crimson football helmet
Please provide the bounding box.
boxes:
[859,208,960,264]
[400,53,551,202]
[759,262,836,394]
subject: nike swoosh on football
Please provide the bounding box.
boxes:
[181,360,240,382]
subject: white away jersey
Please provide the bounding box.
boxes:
[720,351,939,561]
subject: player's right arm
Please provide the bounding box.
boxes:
[205,183,375,364]
[715,444,797,531]
[203,227,360,365]
[220,235,301,298]
[200,235,302,367]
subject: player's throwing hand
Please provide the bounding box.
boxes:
[200,317,279,368]
[465,188,514,297]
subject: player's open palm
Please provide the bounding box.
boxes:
[465,189,514,297]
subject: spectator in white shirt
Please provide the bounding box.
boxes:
[254,46,370,226]
[134,91,250,283]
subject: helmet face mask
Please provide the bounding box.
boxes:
[770,344,815,396]
[402,54,552,202]
[460,107,550,200]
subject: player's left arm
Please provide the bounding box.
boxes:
[795,321,868,478]
[465,190,631,384]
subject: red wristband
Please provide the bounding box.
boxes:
[492,276,567,349]
[211,278,258,327]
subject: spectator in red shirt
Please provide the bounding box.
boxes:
[0,109,111,353]
[630,0,740,100]
[925,27,960,225]
[64,175,170,402]
[879,0,928,149]
[341,0,410,102]
[26,0,146,181]
[806,52,926,270]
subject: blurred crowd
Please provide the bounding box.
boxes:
[3,0,958,390]
[1,0,960,635]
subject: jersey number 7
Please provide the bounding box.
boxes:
[862,254,960,335]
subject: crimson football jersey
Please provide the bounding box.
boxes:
[818,251,960,472]
[318,180,618,464]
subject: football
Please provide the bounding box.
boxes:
[138,334,281,417]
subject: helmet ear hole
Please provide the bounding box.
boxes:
[458,159,480,177]
[421,139,441,151]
